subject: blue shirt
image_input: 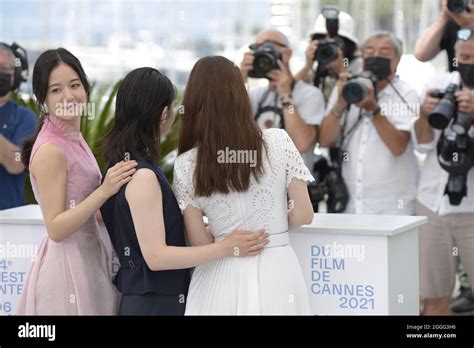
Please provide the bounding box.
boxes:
[0,100,37,210]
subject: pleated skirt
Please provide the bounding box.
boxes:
[185,245,311,315]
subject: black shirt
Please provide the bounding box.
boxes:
[100,154,191,296]
[440,18,460,72]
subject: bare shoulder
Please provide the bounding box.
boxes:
[125,168,161,201]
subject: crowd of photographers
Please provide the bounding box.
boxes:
[238,1,474,315]
[0,0,473,316]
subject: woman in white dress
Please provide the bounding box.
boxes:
[173,56,315,315]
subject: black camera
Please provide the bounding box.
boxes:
[447,0,472,14]
[313,6,342,67]
[342,71,378,104]
[428,83,474,205]
[314,38,344,66]
[428,84,472,135]
[248,41,282,79]
[308,147,349,213]
[437,132,474,205]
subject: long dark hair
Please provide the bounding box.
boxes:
[21,48,90,168]
[101,67,175,165]
[178,55,265,197]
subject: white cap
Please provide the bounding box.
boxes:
[311,11,358,45]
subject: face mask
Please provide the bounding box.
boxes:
[364,57,391,81]
[458,63,474,88]
[0,73,12,97]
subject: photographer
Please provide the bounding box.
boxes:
[412,28,474,315]
[318,31,419,215]
[295,8,363,102]
[0,43,37,210]
[415,0,474,71]
[240,29,325,170]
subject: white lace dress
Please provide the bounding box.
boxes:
[173,129,314,315]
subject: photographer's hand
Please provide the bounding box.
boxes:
[267,60,293,97]
[325,48,346,75]
[335,72,350,110]
[444,0,474,28]
[356,86,378,112]
[456,88,474,118]
[318,72,350,148]
[305,40,318,68]
[415,89,439,144]
[420,89,441,119]
[294,40,318,83]
[240,52,254,80]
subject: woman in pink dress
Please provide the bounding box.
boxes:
[17,48,136,315]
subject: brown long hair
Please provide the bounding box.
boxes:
[178,56,265,197]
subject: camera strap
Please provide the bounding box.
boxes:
[254,80,296,130]
[388,80,418,116]
[339,107,365,150]
[254,89,285,129]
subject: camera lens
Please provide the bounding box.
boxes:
[342,79,368,104]
[255,55,274,73]
[315,43,338,65]
[447,0,467,13]
[428,99,457,129]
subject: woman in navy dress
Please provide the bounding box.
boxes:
[100,68,269,315]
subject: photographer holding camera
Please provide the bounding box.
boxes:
[295,7,363,102]
[412,28,474,315]
[318,31,419,215]
[0,43,37,210]
[240,29,325,170]
[415,0,474,72]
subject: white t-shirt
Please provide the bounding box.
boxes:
[249,80,325,170]
[325,76,420,215]
[410,71,474,215]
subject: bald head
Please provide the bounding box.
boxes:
[256,29,289,47]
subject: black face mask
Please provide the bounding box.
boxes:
[0,73,12,97]
[364,57,392,81]
[458,63,474,88]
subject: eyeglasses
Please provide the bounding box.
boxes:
[249,40,288,50]
[457,28,474,41]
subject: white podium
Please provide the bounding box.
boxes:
[0,205,426,315]
[0,205,118,315]
[289,213,427,315]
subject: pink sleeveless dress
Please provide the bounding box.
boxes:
[17,115,119,315]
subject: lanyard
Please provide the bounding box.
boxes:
[254,80,297,130]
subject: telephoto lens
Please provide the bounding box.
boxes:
[342,72,377,104]
[428,84,458,129]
